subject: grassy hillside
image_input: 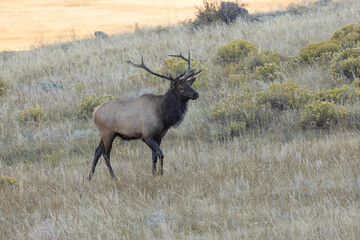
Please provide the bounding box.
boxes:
[1,1,360,239]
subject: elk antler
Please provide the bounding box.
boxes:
[126,57,185,82]
[168,51,203,80]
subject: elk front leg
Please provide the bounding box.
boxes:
[151,150,158,176]
[156,138,163,175]
[88,140,105,181]
[142,137,163,176]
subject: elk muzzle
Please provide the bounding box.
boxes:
[191,91,199,100]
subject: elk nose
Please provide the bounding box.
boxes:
[193,92,199,99]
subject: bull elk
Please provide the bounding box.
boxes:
[88,52,202,180]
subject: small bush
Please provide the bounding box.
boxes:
[215,39,257,65]
[211,89,271,128]
[256,81,313,110]
[224,121,246,137]
[0,177,18,188]
[245,50,286,69]
[331,22,360,49]
[300,100,348,128]
[162,57,209,88]
[254,63,281,81]
[0,76,10,96]
[192,1,248,26]
[79,93,119,118]
[70,82,84,92]
[353,78,360,87]
[329,48,360,80]
[317,85,360,104]
[18,106,45,123]
[298,41,339,64]
[223,62,244,77]
[222,49,287,82]
[217,1,248,24]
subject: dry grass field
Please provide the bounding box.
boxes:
[1,0,306,51]
[1,1,360,239]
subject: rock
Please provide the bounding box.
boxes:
[94,31,109,39]
[30,82,62,92]
[0,51,15,61]
[145,212,167,226]
[60,43,73,51]
[71,130,96,139]
[315,0,332,6]
[42,127,68,141]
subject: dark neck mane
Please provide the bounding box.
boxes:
[159,90,188,129]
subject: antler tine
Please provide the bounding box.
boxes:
[168,51,188,62]
[169,51,191,72]
[169,51,203,80]
[125,57,174,81]
[182,63,202,79]
[187,51,191,73]
[173,70,187,81]
[193,68,203,76]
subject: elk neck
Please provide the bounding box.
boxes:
[158,89,188,130]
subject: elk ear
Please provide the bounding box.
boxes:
[188,78,196,86]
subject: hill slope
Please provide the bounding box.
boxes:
[1,1,360,239]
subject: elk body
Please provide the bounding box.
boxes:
[88,52,201,180]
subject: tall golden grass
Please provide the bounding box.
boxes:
[1,0,360,239]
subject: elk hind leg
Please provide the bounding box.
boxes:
[102,134,116,179]
[88,140,105,181]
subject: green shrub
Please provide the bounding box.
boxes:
[224,121,246,137]
[300,100,348,128]
[0,76,10,96]
[298,41,339,64]
[296,22,360,66]
[256,81,313,110]
[329,48,360,80]
[317,85,360,104]
[254,63,281,81]
[162,57,209,88]
[331,22,360,49]
[0,177,18,188]
[192,1,248,26]
[211,89,271,128]
[353,78,360,87]
[70,82,84,92]
[79,93,119,118]
[223,62,244,77]
[193,1,220,25]
[227,73,249,86]
[215,39,257,65]
[222,49,286,82]
[18,106,45,123]
[243,50,287,70]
